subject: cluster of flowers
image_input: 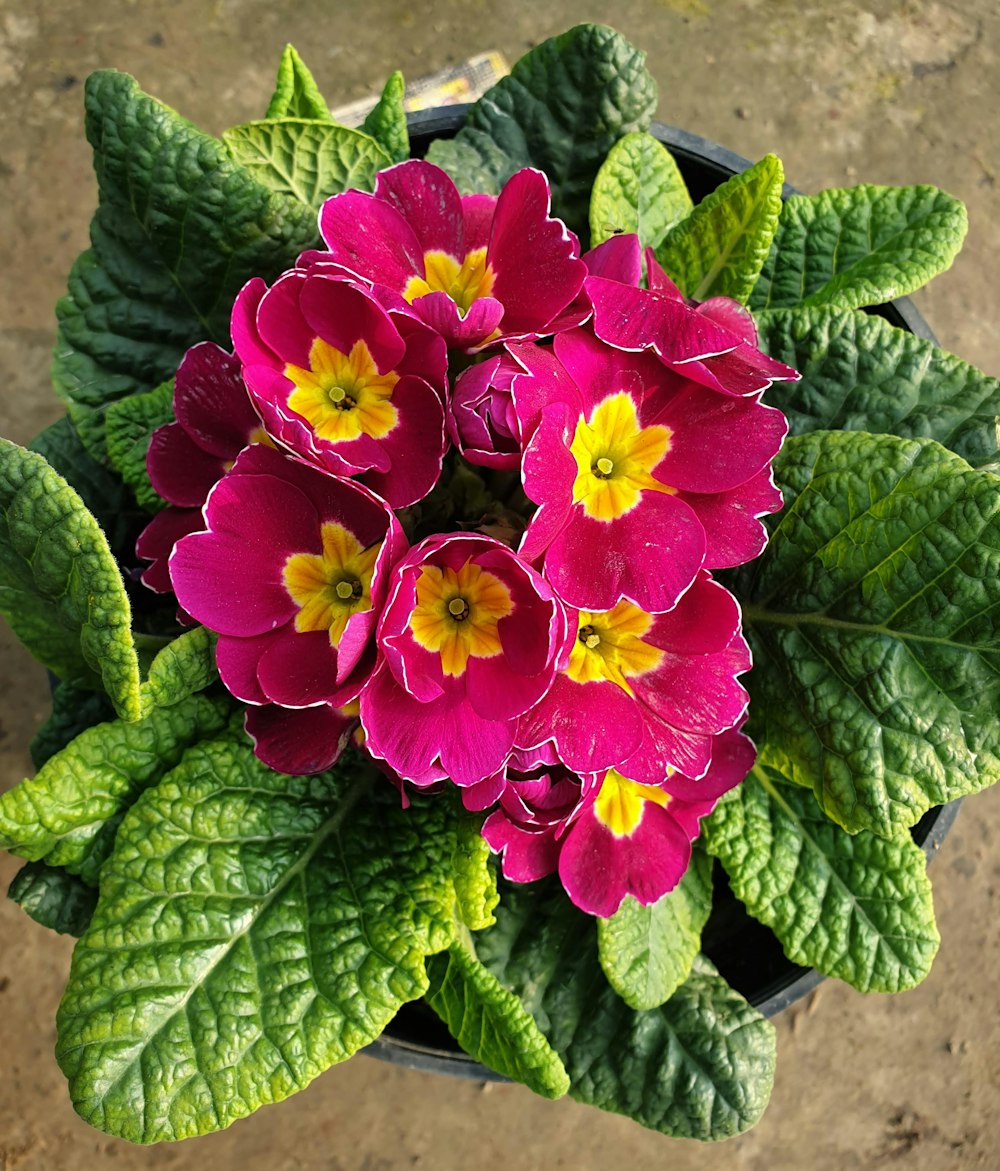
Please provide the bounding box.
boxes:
[137,160,797,917]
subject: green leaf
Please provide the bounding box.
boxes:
[424,131,518,196]
[104,380,174,513]
[265,44,333,121]
[451,812,499,931]
[137,626,219,716]
[362,71,409,164]
[28,417,131,547]
[457,24,657,237]
[30,683,115,770]
[589,131,692,249]
[477,882,775,1141]
[56,742,462,1142]
[597,848,713,1010]
[8,861,98,937]
[53,70,318,458]
[740,431,1000,836]
[0,692,231,884]
[749,184,968,312]
[0,438,140,715]
[425,937,570,1098]
[223,119,391,209]
[655,153,783,303]
[702,763,939,992]
[756,307,1000,469]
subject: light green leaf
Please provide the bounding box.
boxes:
[477,882,775,1141]
[424,131,518,196]
[590,131,692,249]
[0,439,140,715]
[223,119,391,209]
[655,153,783,303]
[739,431,1000,836]
[265,45,332,121]
[137,626,218,716]
[756,307,1000,469]
[30,683,114,770]
[8,860,98,937]
[749,184,968,311]
[56,742,461,1142]
[0,693,231,884]
[597,849,713,1010]
[362,71,408,164]
[703,762,939,992]
[425,937,570,1098]
[456,23,658,237]
[53,70,318,458]
[451,813,498,931]
[104,379,174,513]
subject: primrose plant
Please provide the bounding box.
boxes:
[1,22,996,1146]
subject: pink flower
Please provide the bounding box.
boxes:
[245,701,360,775]
[515,326,789,613]
[360,533,563,788]
[315,160,587,351]
[447,352,522,470]
[169,444,406,710]
[231,271,448,508]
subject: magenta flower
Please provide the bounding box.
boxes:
[447,352,522,470]
[360,533,563,788]
[169,444,406,710]
[231,270,448,508]
[516,571,750,781]
[245,700,360,775]
[315,160,587,351]
[515,326,789,613]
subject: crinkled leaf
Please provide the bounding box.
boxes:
[56,742,461,1143]
[0,692,231,885]
[8,860,98,937]
[749,184,968,312]
[265,44,333,121]
[30,683,115,770]
[590,131,692,249]
[597,848,713,1010]
[361,71,408,164]
[702,762,939,992]
[137,626,218,716]
[104,379,174,513]
[0,439,140,715]
[477,882,775,1141]
[424,130,517,196]
[53,70,318,458]
[739,431,1000,837]
[655,153,783,303]
[756,307,1000,469]
[223,119,390,209]
[451,813,498,931]
[458,23,657,237]
[426,937,569,1098]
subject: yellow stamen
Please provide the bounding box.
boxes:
[594,769,671,838]
[566,601,663,696]
[283,523,380,646]
[403,247,496,316]
[285,337,398,444]
[409,559,514,677]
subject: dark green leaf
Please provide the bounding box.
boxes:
[8,860,98,937]
[56,742,462,1142]
[30,683,115,770]
[0,438,140,714]
[749,184,968,312]
[756,306,1000,469]
[703,763,939,991]
[477,882,775,1140]
[424,130,518,196]
[53,70,318,457]
[104,379,174,513]
[740,431,1000,836]
[264,44,333,121]
[589,131,692,249]
[597,849,713,1010]
[655,154,783,303]
[362,71,409,164]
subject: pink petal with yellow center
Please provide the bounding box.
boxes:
[407,288,504,349]
[630,635,751,738]
[299,275,407,374]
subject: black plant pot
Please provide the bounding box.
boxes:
[361,108,960,1079]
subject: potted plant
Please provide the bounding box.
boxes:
[0,22,996,1145]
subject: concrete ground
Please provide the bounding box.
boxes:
[1,1,998,1167]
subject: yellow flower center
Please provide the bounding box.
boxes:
[594,768,672,838]
[565,601,664,697]
[283,523,381,646]
[285,337,399,444]
[403,248,496,316]
[570,392,673,521]
[409,559,514,677]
